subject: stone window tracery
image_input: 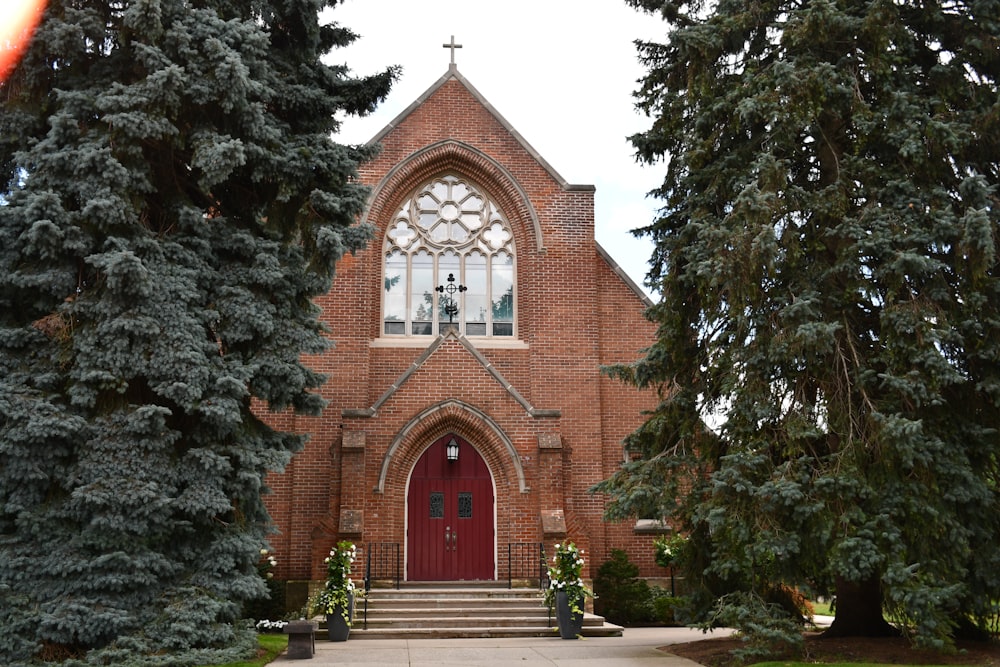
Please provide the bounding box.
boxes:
[383,174,516,338]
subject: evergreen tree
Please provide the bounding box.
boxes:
[0,1,394,664]
[598,0,1000,649]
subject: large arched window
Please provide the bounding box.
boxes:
[383,174,515,338]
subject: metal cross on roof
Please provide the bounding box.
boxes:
[443,35,462,65]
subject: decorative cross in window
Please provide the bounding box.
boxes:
[443,35,462,65]
[435,273,467,324]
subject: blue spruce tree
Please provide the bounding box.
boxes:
[598,0,1000,654]
[0,1,395,664]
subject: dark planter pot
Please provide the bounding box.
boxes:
[325,591,354,642]
[555,590,584,639]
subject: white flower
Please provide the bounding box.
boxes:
[255,619,288,631]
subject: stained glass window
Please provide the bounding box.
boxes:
[429,492,444,519]
[458,492,473,519]
[383,174,515,338]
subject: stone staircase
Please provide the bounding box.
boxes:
[325,584,623,639]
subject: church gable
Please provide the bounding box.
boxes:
[354,67,621,349]
[363,66,583,196]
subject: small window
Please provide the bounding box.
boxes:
[429,492,444,519]
[458,492,473,519]
[466,322,487,336]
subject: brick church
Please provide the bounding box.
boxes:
[264,60,660,599]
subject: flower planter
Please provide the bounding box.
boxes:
[555,590,584,639]
[325,591,354,642]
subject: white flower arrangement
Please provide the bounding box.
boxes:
[311,541,360,626]
[544,542,593,615]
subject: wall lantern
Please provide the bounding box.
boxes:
[446,438,460,462]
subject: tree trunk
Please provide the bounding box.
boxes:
[823,575,899,638]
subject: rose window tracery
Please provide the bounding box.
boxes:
[383,174,515,338]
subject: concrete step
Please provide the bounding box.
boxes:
[342,618,624,640]
[363,606,549,618]
[365,597,543,609]
[316,585,623,639]
[360,615,550,629]
[366,587,543,601]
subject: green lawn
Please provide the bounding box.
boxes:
[811,600,834,616]
[751,663,958,667]
[197,634,287,667]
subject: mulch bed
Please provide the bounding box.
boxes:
[665,632,1000,666]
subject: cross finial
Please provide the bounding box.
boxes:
[443,35,462,65]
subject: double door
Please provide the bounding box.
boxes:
[407,434,494,581]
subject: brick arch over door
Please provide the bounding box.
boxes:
[362,139,544,253]
[376,399,527,497]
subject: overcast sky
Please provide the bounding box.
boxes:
[326,1,666,296]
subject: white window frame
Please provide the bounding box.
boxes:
[382,174,517,340]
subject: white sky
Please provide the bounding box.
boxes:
[326,0,665,297]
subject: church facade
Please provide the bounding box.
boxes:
[264,64,661,596]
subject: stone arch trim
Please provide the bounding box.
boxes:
[376,399,527,495]
[363,140,544,253]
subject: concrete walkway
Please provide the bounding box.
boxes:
[273,626,736,666]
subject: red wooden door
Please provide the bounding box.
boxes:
[407,435,494,581]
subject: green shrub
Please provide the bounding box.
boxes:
[650,586,686,625]
[594,549,656,625]
[594,549,690,626]
[242,578,286,624]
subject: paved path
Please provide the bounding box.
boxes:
[273,626,736,666]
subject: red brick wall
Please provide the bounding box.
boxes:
[263,71,661,585]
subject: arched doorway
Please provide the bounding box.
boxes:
[406,434,495,581]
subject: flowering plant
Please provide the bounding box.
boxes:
[544,542,593,615]
[258,548,278,579]
[255,619,288,633]
[654,534,688,569]
[310,541,358,625]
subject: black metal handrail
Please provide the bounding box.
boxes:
[363,542,401,592]
[505,542,546,589]
[362,542,401,630]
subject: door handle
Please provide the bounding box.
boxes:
[445,527,451,548]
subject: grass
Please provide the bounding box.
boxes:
[811,599,834,616]
[751,664,960,667]
[197,634,287,667]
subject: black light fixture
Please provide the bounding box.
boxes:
[446,437,460,462]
